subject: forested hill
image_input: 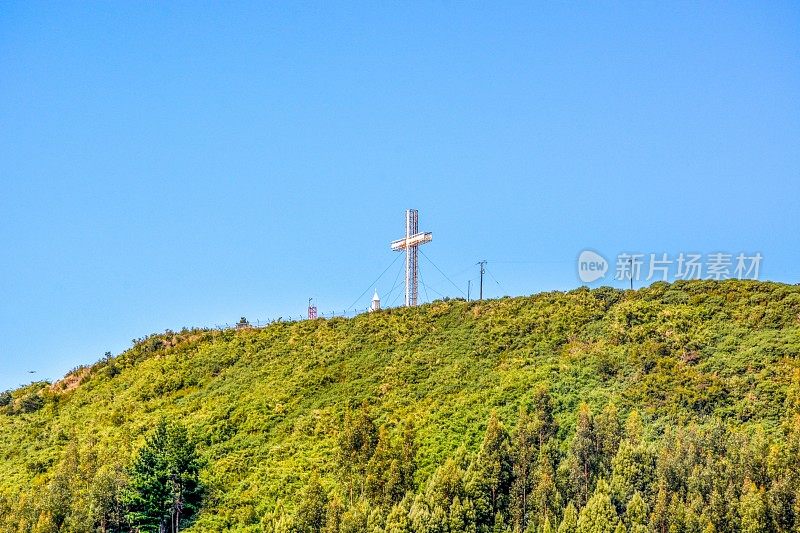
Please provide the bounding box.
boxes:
[2,280,800,532]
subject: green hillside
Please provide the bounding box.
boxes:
[2,280,800,532]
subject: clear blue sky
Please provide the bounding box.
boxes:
[1,2,798,391]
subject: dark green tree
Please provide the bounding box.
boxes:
[609,440,654,513]
[364,422,416,508]
[768,414,800,532]
[624,492,647,533]
[649,485,669,533]
[338,403,378,504]
[570,404,597,507]
[530,444,560,533]
[339,500,370,533]
[465,411,513,529]
[576,479,618,533]
[295,473,329,533]
[322,494,344,533]
[510,407,537,533]
[385,494,414,533]
[365,426,396,506]
[558,502,579,533]
[541,515,555,533]
[47,445,79,531]
[531,387,558,448]
[594,404,622,477]
[449,496,477,533]
[124,420,202,533]
[425,457,464,511]
[740,479,768,533]
[399,419,418,495]
[90,463,128,532]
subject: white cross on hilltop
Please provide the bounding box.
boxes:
[390,209,432,307]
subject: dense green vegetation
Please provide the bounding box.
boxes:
[1,280,799,532]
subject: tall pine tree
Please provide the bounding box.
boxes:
[124,420,202,533]
[465,411,513,530]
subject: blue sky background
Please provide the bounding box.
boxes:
[1,1,798,391]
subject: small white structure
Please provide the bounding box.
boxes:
[370,290,381,312]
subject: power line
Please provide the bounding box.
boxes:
[383,259,405,304]
[419,249,467,297]
[485,267,502,286]
[420,272,431,303]
[345,253,403,311]
[486,260,572,264]
[450,264,478,278]
[390,287,404,307]
[420,278,446,299]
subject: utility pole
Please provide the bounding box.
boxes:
[477,260,487,300]
[467,280,471,301]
